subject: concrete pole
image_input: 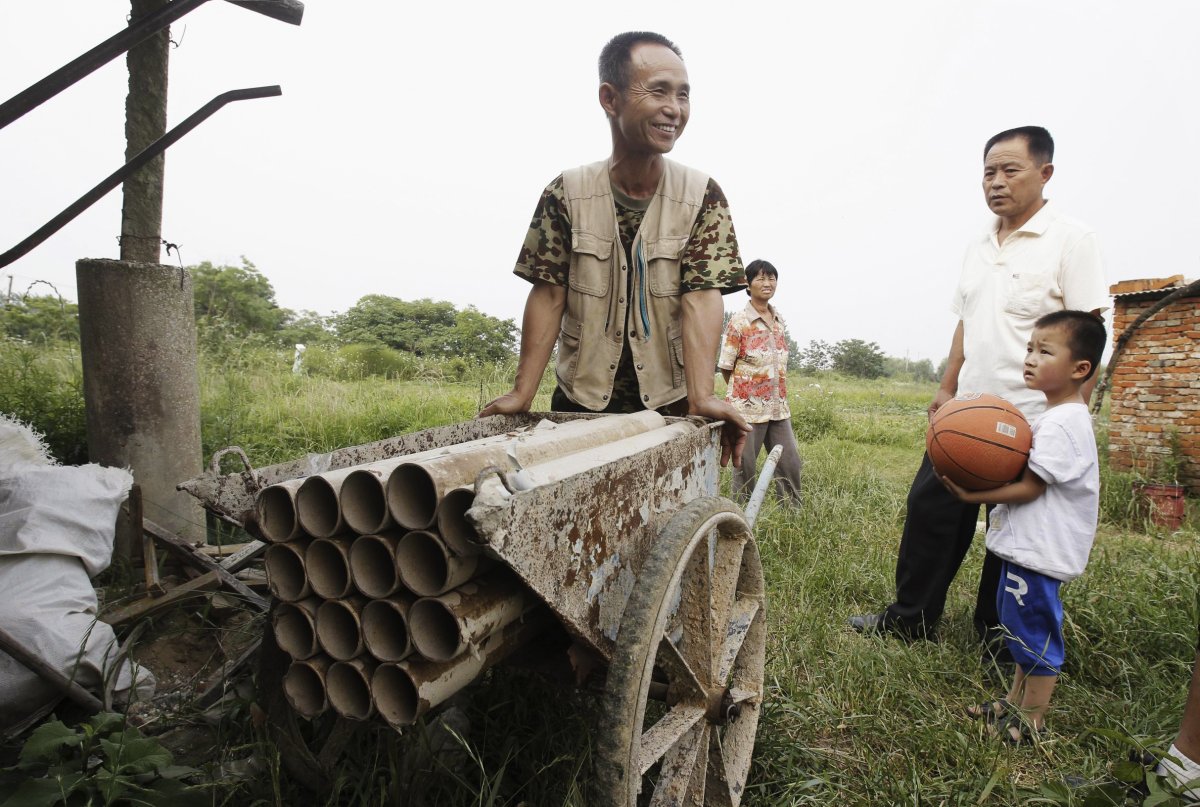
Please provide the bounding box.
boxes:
[76,259,205,542]
[120,0,169,264]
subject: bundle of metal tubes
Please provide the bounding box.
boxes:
[257,411,696,728]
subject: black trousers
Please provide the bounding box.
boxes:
[884,452,1002,638]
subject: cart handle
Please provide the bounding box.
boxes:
[742,444,784,529]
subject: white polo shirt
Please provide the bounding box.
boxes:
[952,202,1109,418]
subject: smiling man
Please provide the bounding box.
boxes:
[850,126,1110,657]
[480,31,751,466]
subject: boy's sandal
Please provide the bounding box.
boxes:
[966,698,1013,723]
[993,713,1049,746]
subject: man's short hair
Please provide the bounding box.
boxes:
[599,32,683,91]
[984,126,1055,165]
[1035,309,1106,381]
[745,259,778,293]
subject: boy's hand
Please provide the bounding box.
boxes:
[940,475,979,503]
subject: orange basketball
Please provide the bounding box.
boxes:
[926,393,1032,491]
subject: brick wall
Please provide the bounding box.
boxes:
[1107,289,1200,492]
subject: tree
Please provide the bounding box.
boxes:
[797,339,833,373]
[278,310,333,347]
[334,295,516,363]
[192,258,288,335]
[832,339,886,379]
[0,295,79,342]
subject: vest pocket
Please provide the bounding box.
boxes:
[646,236,687,297]
[668,322,685,387]
[569,232,614,297]
[558,316,583,383]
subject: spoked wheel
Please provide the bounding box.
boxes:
[595,497,766,806]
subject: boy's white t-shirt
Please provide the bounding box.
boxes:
[985,402,1100,582]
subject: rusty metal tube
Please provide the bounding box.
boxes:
[349,530,405,598]
[326,657,378,720]
[272,597,321,659]
[395,530,491,597]
[316,596,368,661]
[387,411,666,530]
[264,537,312,602]
[255,478,305,543]
[408,572,532,662]
[306,535,356,599]
[371,610,549,728]
[362,593,416,662]
[338,431,535,535]
[436,487,481,556]
[283,654,331,718]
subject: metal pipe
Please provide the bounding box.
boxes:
[326,657,377,720]
[349,530,405,598]
[435,487,481,556]
[507,422,697,492]
[395,530,491,597]
[1,87,283,269]
[305,536,356,599]
[272,597,321,660]
[388,411,666,530]
[255,478,305,543]
[743,444,784,529]
[316,596,368,662]
[264,537,312,601]
[408,572,532,662]
[296,466,355,539]
[283,654,330,718]
[362,593,415,662]
[371,611,549,728]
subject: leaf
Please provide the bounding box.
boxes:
[86,713,127,739]
[18,721,84,766]
[140,778,212,807]
[98,737,172,776]
[0,772,87,807]
[1111,759,1147,784]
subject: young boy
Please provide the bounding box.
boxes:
[943,309,1107,744]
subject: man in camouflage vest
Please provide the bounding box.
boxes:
[480,31,751,466]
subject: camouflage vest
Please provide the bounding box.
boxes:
[557,158,708,410]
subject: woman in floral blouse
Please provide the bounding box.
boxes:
[717,259,803,506]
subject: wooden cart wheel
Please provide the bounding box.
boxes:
[595,496,766,806]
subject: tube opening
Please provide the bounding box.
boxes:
[307,538,353,599]
[372,663,418,727]
[265,543,309,601]
[436,487,481,556]
[341,469,388,535]
[283,660,328,717]
[396,531,449,597]
[273,600,318,659]
[350,535,399,598]
[316,600,363,661]
[296,476,340,538]
[362,598,412,662]
[387,464,437,530]
[327,662,374,720]
[257,485,298,543]
[408,599,462,662]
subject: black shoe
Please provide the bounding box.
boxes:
[848,612,936,642]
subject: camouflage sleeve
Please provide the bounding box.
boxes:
[681,178,746,294]
[514,175,571,287]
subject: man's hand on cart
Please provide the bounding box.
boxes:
[477,389,532,418]
[689,396,752,467]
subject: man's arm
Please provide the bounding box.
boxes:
[942,465,1047,505]
[478,281,566,417]
[681,289,751,467]
[929,320,965,421]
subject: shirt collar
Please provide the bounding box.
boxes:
[742,300,780,326]
[985,199,1056,241]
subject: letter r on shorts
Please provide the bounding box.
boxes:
[1004,570,1028,606]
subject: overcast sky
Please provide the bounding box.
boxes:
[3,1,1198,362]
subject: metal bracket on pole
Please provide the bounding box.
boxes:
[0,85,282,270]
[0,0,302,131]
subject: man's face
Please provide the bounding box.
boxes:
[982,137,1053,222]
[604,43,690,155]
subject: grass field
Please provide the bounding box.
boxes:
[2,341,1198,805]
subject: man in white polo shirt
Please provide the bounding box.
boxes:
[850,126,1109,655]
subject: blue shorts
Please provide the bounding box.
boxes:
[996,560,1064,676]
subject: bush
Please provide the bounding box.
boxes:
[0,340,87,464]
[791,389,840,442]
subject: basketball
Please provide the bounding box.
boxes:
[926,393,1032,491]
